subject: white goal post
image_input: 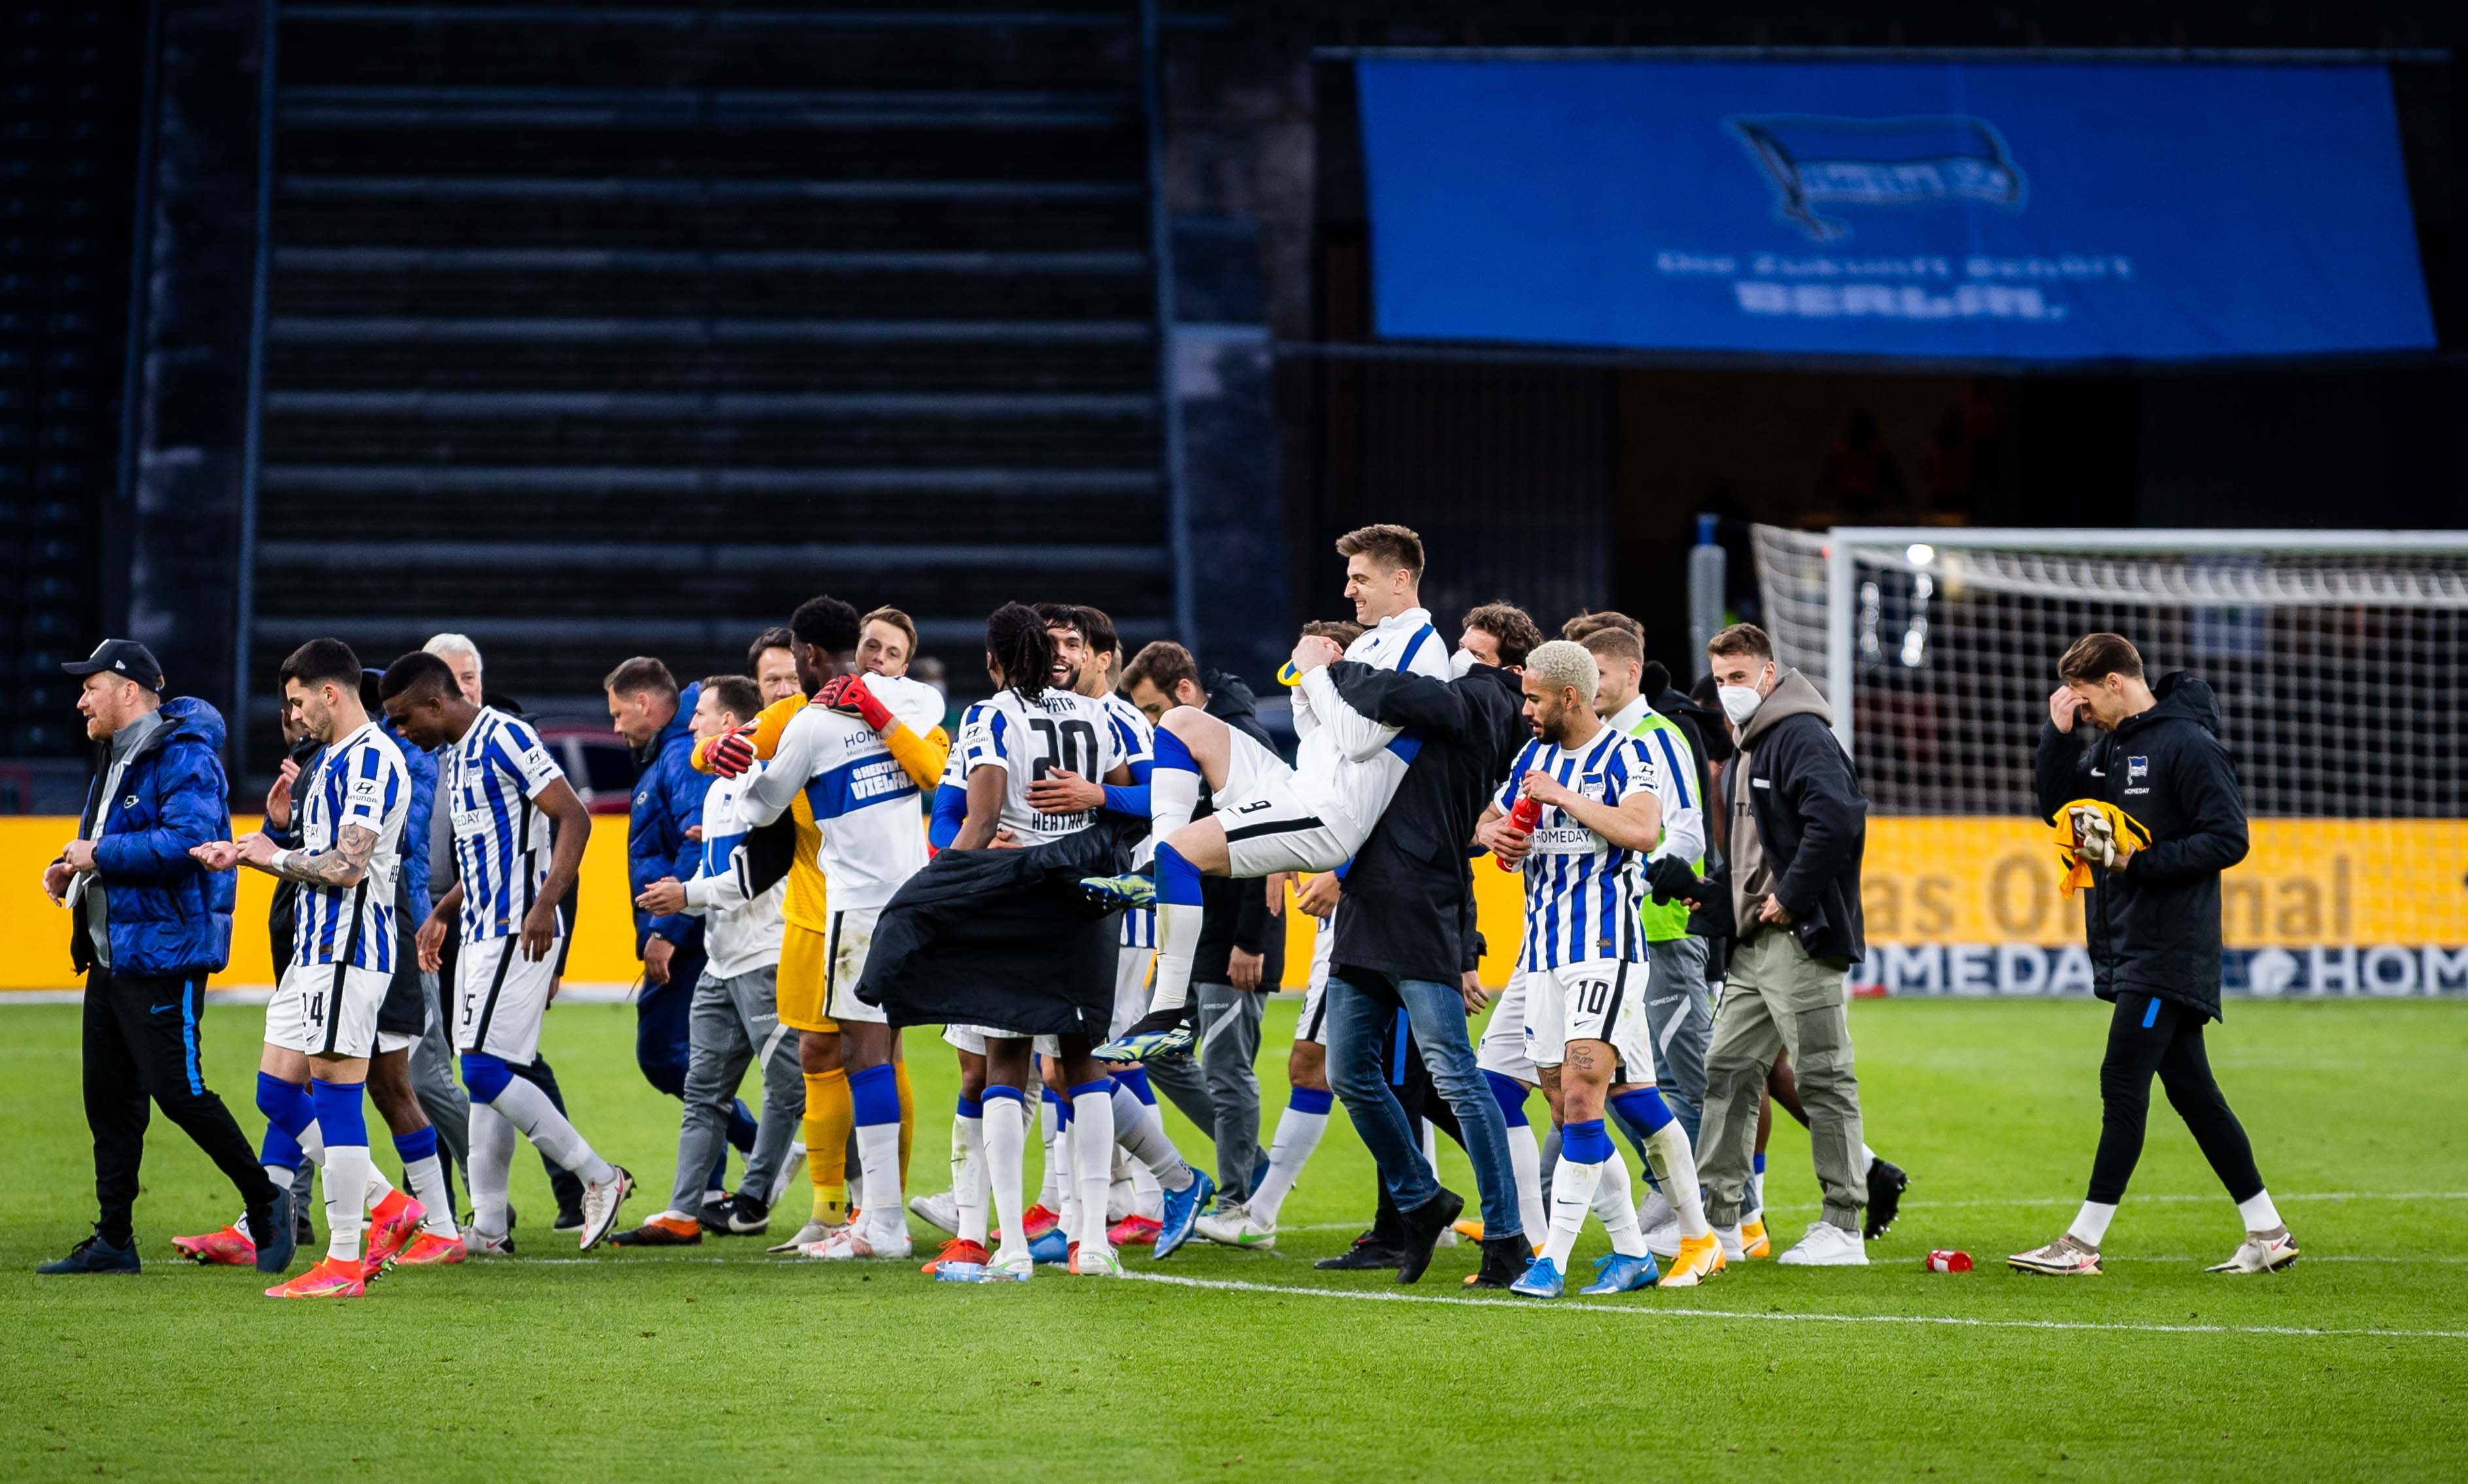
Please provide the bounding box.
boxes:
[1749,526,2468,996]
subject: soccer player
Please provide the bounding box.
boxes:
[698,599,949,1250]
[1024,607,1213,1255]
[1475,641,1723,1297]
[728,605,946,1262]
[379,650,634,1255]
[1095,524,1454,1060]
[189,640,424,1298]
[617,675,801,1245]
[943,603,1136,1280]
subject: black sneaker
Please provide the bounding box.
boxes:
[1313,1230,1407,1271]
[1394,1187,1466,1285]
[721,1192,771,1236]
[1865,1157,1910,1240]
[248,1189,297,1275]
[612,1217,703,1247]
[553,1206,586,1236]
[38,1230,141,1275]
[1462,1233,1530,1290]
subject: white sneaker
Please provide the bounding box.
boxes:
[980,1250,1035,1282]
[908,1191,960,1236]
[1069,1243,1123,1276]
[769,1142,807,1207]
[578,1166,634,1252]
[2206,1229,2299,1274]
[1640,1217,1682,1260]
[1635,1189,1677,1232]
[800,1221,913,1261]
[1715,1223,1745,1262]
[1776,1220,1869,1267]
[1194,1201,1276,1249]
[769,1217,843,1255]
[2009,1234,2103,1276]
[462,1227,515,1257]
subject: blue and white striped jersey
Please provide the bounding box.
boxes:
[439,707,567,944]
[955,686,1123,846]
[1101,692,1157,949]
[1494,726,1659,972]
[293,720,411,971]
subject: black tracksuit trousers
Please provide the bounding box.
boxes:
[83,968,278,1245]
[2087,990,2265,1207]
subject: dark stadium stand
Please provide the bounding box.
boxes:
[250,2,1175,749]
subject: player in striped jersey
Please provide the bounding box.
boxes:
[697,600,949,1251]
[191,641,422,1298]
[943,604,1140,1281]
[1091,524,1455,1062]
[377,651,634,1255]
[1476,641,1723,1297]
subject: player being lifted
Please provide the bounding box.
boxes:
[943,603,1138,1280]
[191,640,426,1298]
[1476,642,1724,1297]
[379,650,632,1256]
[1089,524,1454,1060]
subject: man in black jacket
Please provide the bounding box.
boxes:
[1120,645,1287,1209]
[1695,623,1873,1267]
[2010,633,2295,1277]
[1311,645,1532,1287]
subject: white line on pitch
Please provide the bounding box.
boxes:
[1891,1190,2468,1211]
[1113,1271,2468,1341]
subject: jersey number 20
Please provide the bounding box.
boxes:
[1026,717,1100,781]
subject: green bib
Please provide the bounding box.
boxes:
[1626,708,1702,943]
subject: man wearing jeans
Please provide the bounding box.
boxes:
[1694,623,1872,1267]
[1313,642,1531,1288]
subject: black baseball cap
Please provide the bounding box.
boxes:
[62,639,165,692]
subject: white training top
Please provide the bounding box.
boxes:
[294,720,411,971]
[740,673,945,912]
[681,760,788,979]
[1289,605,1453,839]
[956,686,1126,846]
[1493,725,1661,973]
[439,706,566,945]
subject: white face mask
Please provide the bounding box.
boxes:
[1449,647,1479,679]
[1719,684,1763,727]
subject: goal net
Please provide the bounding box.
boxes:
[1751,526,2468,998]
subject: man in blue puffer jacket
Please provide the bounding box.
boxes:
[37,641,292,1276]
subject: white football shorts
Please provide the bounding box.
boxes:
[1519,958,1656,1085]
[266,962,390,1059]
[822,907,887,1026]
[454,934,564,1063]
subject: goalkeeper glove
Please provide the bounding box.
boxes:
[827,673,894,733]
[1646,854,1703,905]
[707,726,756,779]
[2067,804,2123,869]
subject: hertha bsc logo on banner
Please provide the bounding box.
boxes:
[1729,114,2027,242]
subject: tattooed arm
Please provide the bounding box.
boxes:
[234,822,378,887]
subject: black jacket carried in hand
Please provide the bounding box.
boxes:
[1192,672,1287,985]
[1719,669,1868,965]
[2033,671,2248,1020]
[1325,661,1528,987]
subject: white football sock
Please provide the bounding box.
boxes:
[399,1149,459,1238]
[856,1122,902,1243]
[1641,1118,1712,1239]
[1506,1122,1547,1249]
[1861,1142,1878,1175]
[323,1143,373,1262]
[1150,762,1200,841]
[1420,1120,1441,1181]
[465,1102,518,1238]
[1128,1161,1164,1219]
[1109,1082,1196,1192]
[1053,1109,1079,1240]
[954,1109,987,1249]
[985,1095,1029,1262]
[2069,1200,2117,1247]
[1542,1154,1604,1268]
[1589,1147,1648,1258]
[2237,1191,2282,1233]
[1070,1086,1118,1251]
[1036,1100,1063,1210]
[488,1076,615,1187]
[1249,1100,1329,1228]
[1147,905,1202,1015]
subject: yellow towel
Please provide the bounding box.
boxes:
[2053,798,2152,898]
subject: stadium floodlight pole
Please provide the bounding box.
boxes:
[1687,513,1725,664]
[1824,533,1857,758]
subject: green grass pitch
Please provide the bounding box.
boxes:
[5,996,2465,1480]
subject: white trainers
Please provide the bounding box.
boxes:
[769,1217,843,1255]
[1068,1243,1124,1276]
[1635,1188,1677,1232]
[1194,1200,1276,1249]
[800,1221,914,1261]
[908,1192,960,1236]
[462,1227,515,1257]
[1776,1220,1869,1266]
[1640,1217,1683,1260]
[2206,1229,2299,1274]
[980,1249,1035,1283]
[578,1166,634,1252]
[1714,1223,1745,1262]
[2009,1234,2103,1276]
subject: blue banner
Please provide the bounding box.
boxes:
[1357,59,2437,361]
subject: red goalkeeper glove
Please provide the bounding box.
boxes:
[827,674,894,733]
[707,726,757,779]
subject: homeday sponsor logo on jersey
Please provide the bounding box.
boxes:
[1852,943,2468,998]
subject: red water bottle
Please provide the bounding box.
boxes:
[1497,794,1542,871]
[1925,1249,1972,1273]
